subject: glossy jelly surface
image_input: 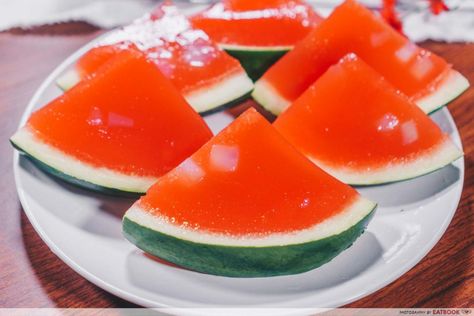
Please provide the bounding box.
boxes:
[76,2,242,93]
[274,54,446,169]
[76,44,123,78]
[262,0,449,102]
[190,0,322,47]
[28,50,212,177]
[139,108,359,235]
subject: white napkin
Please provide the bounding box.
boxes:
[1,0,473,43]
[0,0,156,30]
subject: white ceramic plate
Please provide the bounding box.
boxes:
[13,35,464,314]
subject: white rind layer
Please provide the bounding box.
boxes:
[56,68,254,114]
[308,137,462,186]
[124,196,376,247]
[416,69,470,114]
[56,69,80,91]
[252,78,291,115]
[252,69,470,116]
[184,70,254,113]
[11,127,157,193]
[219,43,292,52]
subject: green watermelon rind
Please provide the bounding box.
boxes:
[10,128,153,196]
[307,137,463,186]
[253,68,470,116]
[183,70,254,115]
[14,144,142,197]
[416,69,470,114]
[252,78,291,116]
[223,47,290,81]
[199,91,253,116]
[122,201,376,277]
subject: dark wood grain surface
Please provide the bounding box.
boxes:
[0,24,472,308]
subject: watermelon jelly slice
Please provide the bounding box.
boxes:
[191,0,322,80]
[253,0,469,115]
[123,108,376,277]
[274,54,463,185]
[56,2,253,115]
[11,49,212,195]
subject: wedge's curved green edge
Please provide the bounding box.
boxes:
[123,207,376,277]
[11,140,143,198]
[199,91,253,116]
[225,49,289,81]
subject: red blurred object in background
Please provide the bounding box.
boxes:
[429,0,449,15]
[381,0,403,33]
[381,0,449,33]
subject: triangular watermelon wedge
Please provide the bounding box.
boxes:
[191,0,322,80]
[274,54,463,185]
[123,108,376,277]
[56,2,254,115]
[253,0,469,115]
[11,49,212,195]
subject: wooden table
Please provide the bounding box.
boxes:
[0,23,472,308]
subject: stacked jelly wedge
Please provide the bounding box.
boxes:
[191,0,322,80]
[56,2,253,114]
[123,108,376,277]
[253,0,469,115]
[274,54,463,185]
[11,49,212,194]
